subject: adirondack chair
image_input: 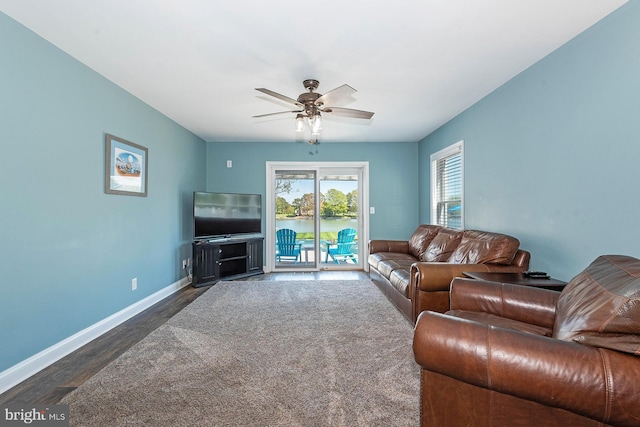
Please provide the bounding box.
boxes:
[325,228,357,264]
[275,228,302,263]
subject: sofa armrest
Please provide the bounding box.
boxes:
[410,263,531,320]
[449,278,559,329]
[512,249,531,269]
[411,262,527,292]
[414,311,640,427]
[368,239,409,254]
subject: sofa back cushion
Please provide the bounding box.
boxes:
[553,255,640,355]
[448,230,520,265]
[422,229,463,262]
[408,225,442,260]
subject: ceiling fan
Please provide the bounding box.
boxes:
[252,79,374,138]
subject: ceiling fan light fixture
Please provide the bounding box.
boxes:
[310,114,322,135]
[255,79,373,141]
[295,114,305,133]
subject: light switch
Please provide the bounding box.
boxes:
[226,160,232,168]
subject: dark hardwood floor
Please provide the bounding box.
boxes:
[0,271,369,406]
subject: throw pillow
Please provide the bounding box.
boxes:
[553,255,640,355]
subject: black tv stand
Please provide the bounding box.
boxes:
[192,237,264,287]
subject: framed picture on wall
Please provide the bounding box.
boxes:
[105,133,148,196]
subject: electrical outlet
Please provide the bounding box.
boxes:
[182,259,187,269]
[187,258,192,267]
[131,277,137,291]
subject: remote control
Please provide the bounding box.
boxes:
[524,271,550,278]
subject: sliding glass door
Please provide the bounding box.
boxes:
[274,169,318,268]
[318,169,360,266]
[266,162,368,271]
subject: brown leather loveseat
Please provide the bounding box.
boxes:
[368,224,530,323]
[414,254,640,427]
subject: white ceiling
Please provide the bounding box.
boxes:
[1,0,627,143]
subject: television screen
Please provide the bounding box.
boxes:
[193,192,262,240]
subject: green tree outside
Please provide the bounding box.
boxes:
[346,189,358,215]
[277,188,357,219]
[276,196,294,216]
[322,189,348,217]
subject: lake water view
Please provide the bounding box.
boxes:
[276,217,358,239]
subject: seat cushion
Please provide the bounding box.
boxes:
[448,230,520,265]
[389,268,412,297]
[368,252,417,271]
[553,255,640,355]
[423,229,463,262]
[376,256,416,278]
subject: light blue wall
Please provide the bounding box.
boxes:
[7,0,635,375]
[0,14,206,371]
[419,2,640,281]
[206,141,419,240]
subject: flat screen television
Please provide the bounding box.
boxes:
[193,192,262,240]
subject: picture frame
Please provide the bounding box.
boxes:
[105,134,148,196]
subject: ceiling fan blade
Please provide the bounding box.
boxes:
[315,84,357,106]
[324,107,374,119]
[252,110,302,118]
[255,88,301,106]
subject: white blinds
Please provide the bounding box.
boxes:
[431,141,463,229]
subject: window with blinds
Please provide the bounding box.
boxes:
[430,141,463,229]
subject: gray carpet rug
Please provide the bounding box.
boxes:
[61,280,420,426]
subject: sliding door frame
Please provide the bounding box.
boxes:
[266,161,370,272]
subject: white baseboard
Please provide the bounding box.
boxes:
[0,277,191,395]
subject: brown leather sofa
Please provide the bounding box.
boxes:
[368,224,530,323]
[413,254,640,427]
